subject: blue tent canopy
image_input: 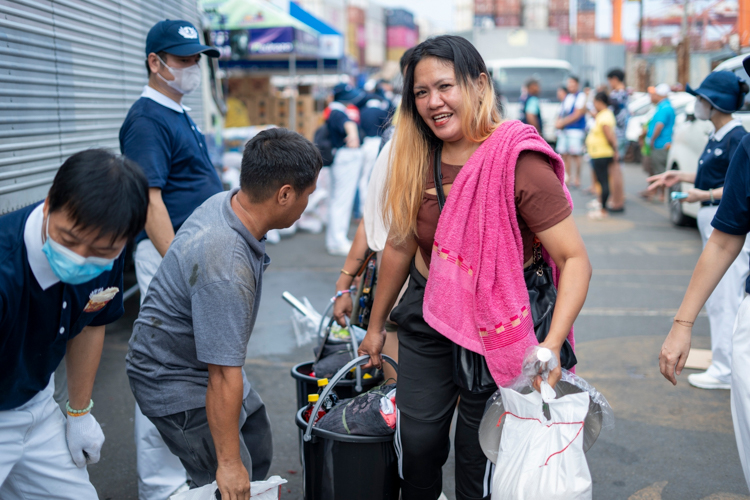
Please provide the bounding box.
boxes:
[289,2,340,36]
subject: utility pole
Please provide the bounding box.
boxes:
[637,0,643,53]
[677,0,690,87]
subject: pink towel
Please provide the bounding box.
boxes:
[422,120,574,386]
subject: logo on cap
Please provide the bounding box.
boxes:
[178,26,198,39]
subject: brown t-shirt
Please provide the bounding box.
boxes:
[416,151,572,266]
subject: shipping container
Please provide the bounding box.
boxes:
[385,8,415,29]
[365,3,386,67]
[348,6,365,26]
[495,0,521,14]
[474,0,495,16]
[387,26,418,48]
[548,12,570,36]
[549,0,569,13]
[576,11,597,39]
[495,14,521,26]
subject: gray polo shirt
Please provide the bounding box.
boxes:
[126,188,270,417]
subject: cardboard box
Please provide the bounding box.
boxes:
[228,76,272,98]
[245,95,277,125]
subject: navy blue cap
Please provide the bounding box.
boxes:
[146,20,219,58]
[686,70,747,114]
[333,83,365,105]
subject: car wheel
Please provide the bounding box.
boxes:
[668,183,696,227]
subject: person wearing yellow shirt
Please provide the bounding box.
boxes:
[585,92,619,220]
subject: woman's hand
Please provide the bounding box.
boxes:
[646,170,681,191]
[659,323,692,385]
[683,188,708,204]
[533,341,562,391]
[359,328,387,369]
[333,294,353,327]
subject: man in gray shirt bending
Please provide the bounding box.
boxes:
[126,128,322,499]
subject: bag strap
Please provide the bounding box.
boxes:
[433,146,446,213]
[354,250,377,277]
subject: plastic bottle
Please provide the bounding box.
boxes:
[317,378,339,411]
[302,394,326,423]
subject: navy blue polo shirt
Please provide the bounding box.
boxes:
[327,108,352,150]
[360,98,390,138]
[695,121,747,205]
[0,203,125,410]
[713,134,750,293]
[120,87,222,243]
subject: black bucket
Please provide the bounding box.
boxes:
[290,361,382,410]
[296,355,400,500]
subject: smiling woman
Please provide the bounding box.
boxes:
[357,35,592,499]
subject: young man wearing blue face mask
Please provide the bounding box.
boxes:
[0,149,148,498]
[119,20,223,498]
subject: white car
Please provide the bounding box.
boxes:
[625,92,695,144]
[486,58,573,144]
[666,54,750,226]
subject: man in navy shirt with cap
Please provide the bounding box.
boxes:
[119,19,222,499]
[0,150,148,498]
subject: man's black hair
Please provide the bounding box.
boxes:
[399,47,416,75]
[240,128,322,202]
[568,75,580,84]
[594,91,610,106]
[146,51,169,76]
[525,78,539,88]
[606,68,625,82]
[47,149,149,242]
[558,85,568,94]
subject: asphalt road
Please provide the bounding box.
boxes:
[88,163,749,500]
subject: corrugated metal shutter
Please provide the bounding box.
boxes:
[0,0,206,214]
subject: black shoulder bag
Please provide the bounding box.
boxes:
[432,147,577,394]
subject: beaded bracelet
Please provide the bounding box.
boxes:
[66,399,94,417]
[331,289,352,302]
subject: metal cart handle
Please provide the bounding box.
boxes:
[303,354,398,442]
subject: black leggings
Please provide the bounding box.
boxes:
[591,157,613,210]
[391,261,496,500]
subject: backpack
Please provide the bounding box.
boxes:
[313,123,335,167]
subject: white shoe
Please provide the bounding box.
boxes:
[586,199,602,210]
[438,494,448,500]
[327,241,352,256]
[688,371,730,390]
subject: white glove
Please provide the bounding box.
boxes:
[66,412,105,467]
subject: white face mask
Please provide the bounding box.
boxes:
[157,55,201,95]
[694,98,713,121]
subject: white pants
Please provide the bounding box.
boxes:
[732,294,750,491]
[134,240,188,500]
[326,147,364,251]
[358,136,382,215]
[697,206,750,384]
[0,377,98,499]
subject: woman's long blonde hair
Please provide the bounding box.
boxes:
[383,36,502,245]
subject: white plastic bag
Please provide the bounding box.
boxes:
[169,476,287,500]
[290,296,323,347]
[491,382,592,500]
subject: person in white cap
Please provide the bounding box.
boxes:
[643,83,675,202]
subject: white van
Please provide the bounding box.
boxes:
[485,58,573,143]
[666,54,750,226]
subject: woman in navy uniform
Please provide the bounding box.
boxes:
[650,71,750,391]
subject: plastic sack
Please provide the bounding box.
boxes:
[169,476,287,500]
[290,297,323,347]
[491,382,592,499]
[316,383,397,436]
[507,346,614,433]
